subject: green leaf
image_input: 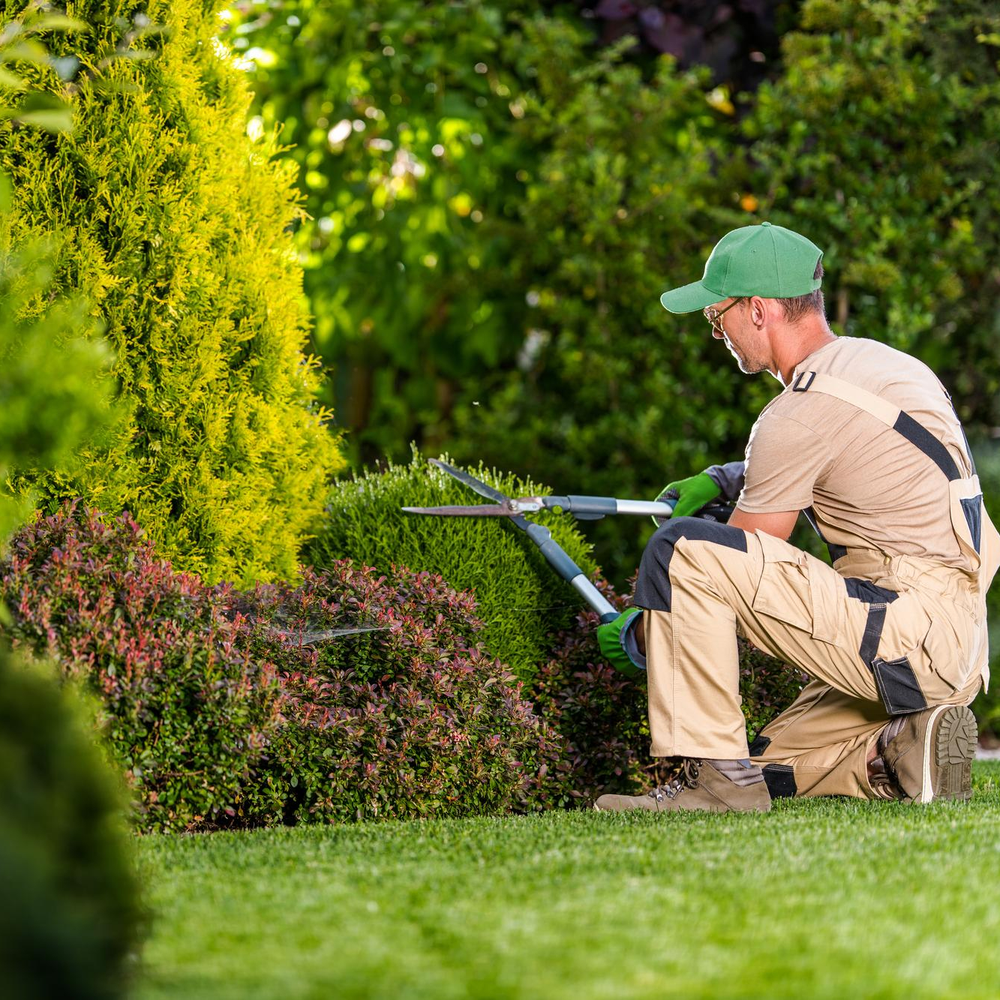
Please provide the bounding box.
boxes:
[0,66,25,89]
[15,107,74,132]
[0,39,50,66]
[24,14,90,35]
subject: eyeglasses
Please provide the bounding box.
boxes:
[703,299,741,336]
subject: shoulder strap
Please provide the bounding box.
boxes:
[789,371,967,482]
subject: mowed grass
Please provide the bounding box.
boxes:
[135,762,1000,1000]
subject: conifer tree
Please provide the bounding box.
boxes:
[0,0,343,584]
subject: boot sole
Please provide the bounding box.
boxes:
[920,704,977,803]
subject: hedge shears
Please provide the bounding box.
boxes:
[402,459,683,624]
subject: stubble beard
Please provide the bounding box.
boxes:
[724,337,768,375]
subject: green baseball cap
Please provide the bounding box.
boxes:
[659,222,823,314]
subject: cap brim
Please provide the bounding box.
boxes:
[659,280,725,314]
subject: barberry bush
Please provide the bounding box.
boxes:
[233,562,561,824]
[0,503,283,832]
[1,502,807,829]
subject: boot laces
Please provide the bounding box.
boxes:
[868,754,901,801]
[648,759,701,802]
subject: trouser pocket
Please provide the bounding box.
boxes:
[751,530,844,643]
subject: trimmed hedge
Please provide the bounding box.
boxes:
[0,0,343,585]
[307,449,601,683]
[0,648,141,999]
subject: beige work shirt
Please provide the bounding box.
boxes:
[737,336,975,572]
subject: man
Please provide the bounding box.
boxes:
[595,222,1000,813]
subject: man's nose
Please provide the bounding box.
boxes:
[711,328,723,340]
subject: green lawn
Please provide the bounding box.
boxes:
[134,762,1000,1000]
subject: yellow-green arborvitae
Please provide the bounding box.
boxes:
[0,0,344,584]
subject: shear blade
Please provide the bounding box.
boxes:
[429,458,512,504]
[402,504,514,516]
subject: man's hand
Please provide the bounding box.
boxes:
[596,608,645,678]
[653,472,721,524]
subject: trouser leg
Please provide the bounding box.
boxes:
[634,517,978,797]
[748,681,889,798]
[751,669,983,799]
[635,518,882,761]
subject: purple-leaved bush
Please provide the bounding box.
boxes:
[0,503,283,832]
[232,564,561,823]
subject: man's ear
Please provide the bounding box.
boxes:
[749,295,767,327]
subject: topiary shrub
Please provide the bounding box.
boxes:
[0,0,343,586]
[0,502,283,832]
[307,448,600,682]
[232,562,562,824]
[0,647,141,999]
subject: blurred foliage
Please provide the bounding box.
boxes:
[0,2,115,544]
[0,650,141,1000]
[229,0,1000,592]
[223,0,542,466]
[741,0,1000,426]
[0,13,141,999]
[306,447,600,683]
[225,2,761,583]
[0,0,344,587]
[580,0,801,93]
[0,176,116,543]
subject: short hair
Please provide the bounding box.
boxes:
[778,258,825,323]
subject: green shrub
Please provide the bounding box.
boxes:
[0,0,343,585]
[741,0,1000,426]
[306,448,600,682]
[0,648,141,999]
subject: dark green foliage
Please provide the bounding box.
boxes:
[742,0,1000,424]
[231,0,1000,592]
[223,0,544,468]
[0,0,343,585]
[307,449,601,682]
[449,19,755,581]
[2,504,284,832]
[0,648,141,1000]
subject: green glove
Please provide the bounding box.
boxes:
[652,471,721,525]
[596,608,645,678]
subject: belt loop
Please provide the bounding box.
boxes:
[792,371,816,392]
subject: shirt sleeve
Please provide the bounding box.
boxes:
[736,411,833,514]
[704,461,746,502]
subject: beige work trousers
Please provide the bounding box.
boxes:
[637,522,985,799]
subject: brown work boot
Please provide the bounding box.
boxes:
[594,759,771,814]
[880,705,978,803]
